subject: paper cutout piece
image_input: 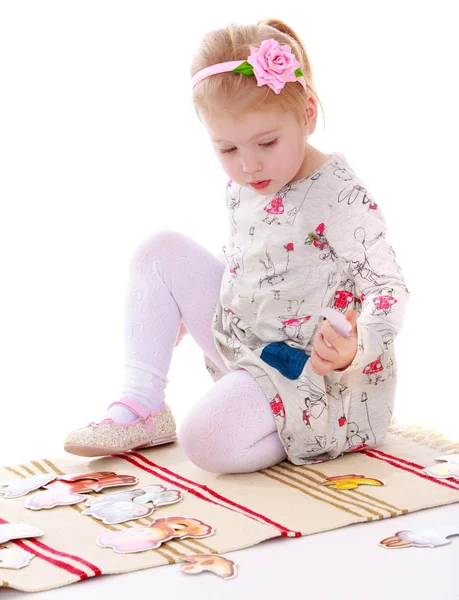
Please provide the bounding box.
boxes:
[82,501,155,524]
[84,486,182,508]
[57,471,118,483]
[81,485,182,522]
[84,490,145,508]
[154,517,215,540]
[25,487,87,510]
[97,517,215,554]
[321,474,386,490]
[133,485,183,507]
[0,524,44,544]
[25,473,138,510]
[380,527,459,549]
[0,546,35,569]
[423,455,459,479]
[309,307,352,338]
[0,475,56,499]
[180,554,237,580]
[44,473,139,494]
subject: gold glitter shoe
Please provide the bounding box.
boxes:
[64,398,177,457]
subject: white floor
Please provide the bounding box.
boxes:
[1,503,459,599]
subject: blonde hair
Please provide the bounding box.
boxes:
[191,18,325,127]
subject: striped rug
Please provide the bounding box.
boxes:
[1,421,458,592]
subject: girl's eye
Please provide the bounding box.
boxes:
[219,139,278,155]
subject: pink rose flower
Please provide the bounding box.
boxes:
[247,39,301,94]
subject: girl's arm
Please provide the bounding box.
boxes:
[326,196,410,373]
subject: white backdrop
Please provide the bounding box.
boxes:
[1,1,458,465]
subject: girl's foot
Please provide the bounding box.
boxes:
[63,398,176,457]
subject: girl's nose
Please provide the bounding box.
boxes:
[241,154,263,175]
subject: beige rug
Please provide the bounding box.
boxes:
[1,421,458,592]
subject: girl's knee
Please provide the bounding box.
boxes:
[178,370,276,473]
[178,391,248,473]
[130,230,189,263]
[178,413,229,473]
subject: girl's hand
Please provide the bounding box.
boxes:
[310,309,358,376]
[175,321,189,347]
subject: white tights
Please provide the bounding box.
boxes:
[117,230,287,473]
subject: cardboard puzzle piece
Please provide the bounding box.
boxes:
[0,475,56,499]
[0,546,35,570]
[25,472,139,510]
[321,474,386,490]
[45,473,139,494]
[82,501,155,525]
[80,485,183,524]
[84,490,145,508]
[380,526,459,549]
[423,455,459,479]
[0,523,44,544]
[97,517,215,554]
[309,306,352,338]
[180,554,237,580]
[132,485,183,507]
[25,487,87,510]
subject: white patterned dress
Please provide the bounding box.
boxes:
[204,152,410,465]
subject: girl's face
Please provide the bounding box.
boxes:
[201,102,316,195]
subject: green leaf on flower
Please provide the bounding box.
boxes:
[295,68,304,78]
[233,61,254,76]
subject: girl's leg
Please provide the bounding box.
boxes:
[179,369,287,474]
[65,230,230,456]
[121,230,286,472]
[65,228,286,469]
[110,229,230,422]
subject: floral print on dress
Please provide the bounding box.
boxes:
[209,152,409,465]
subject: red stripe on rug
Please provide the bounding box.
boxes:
[28,538,102,576]
[364,451,459,492]
[13,539,88,580]
[119,454,301,537]
[0,517,99,579]
[369,448,459,484]
[129,452,301,537]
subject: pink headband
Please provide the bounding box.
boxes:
[191,38,307,95]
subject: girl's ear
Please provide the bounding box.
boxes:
[304,94,319,135]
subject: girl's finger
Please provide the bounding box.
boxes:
[311,347,333,376]
[321,321,347,349]
[315,332,339,360]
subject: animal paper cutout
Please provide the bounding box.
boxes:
[132,485,183,507]
[25,472,139,510]
[423,455,459,479]
[380,526,459,549]
[97,517,215,554]
[0,546,35,569]
[321,474,386,490]
[0,523,44,544]
[82,501,155,524]
[0,475,56,499]
[180,554,237,580]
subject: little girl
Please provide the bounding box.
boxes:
[64,18,409,473]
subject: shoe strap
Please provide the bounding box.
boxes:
[108,398,163,433]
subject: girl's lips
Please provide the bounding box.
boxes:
[250,180,271,189]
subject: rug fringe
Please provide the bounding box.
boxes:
[389,418,459,454]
